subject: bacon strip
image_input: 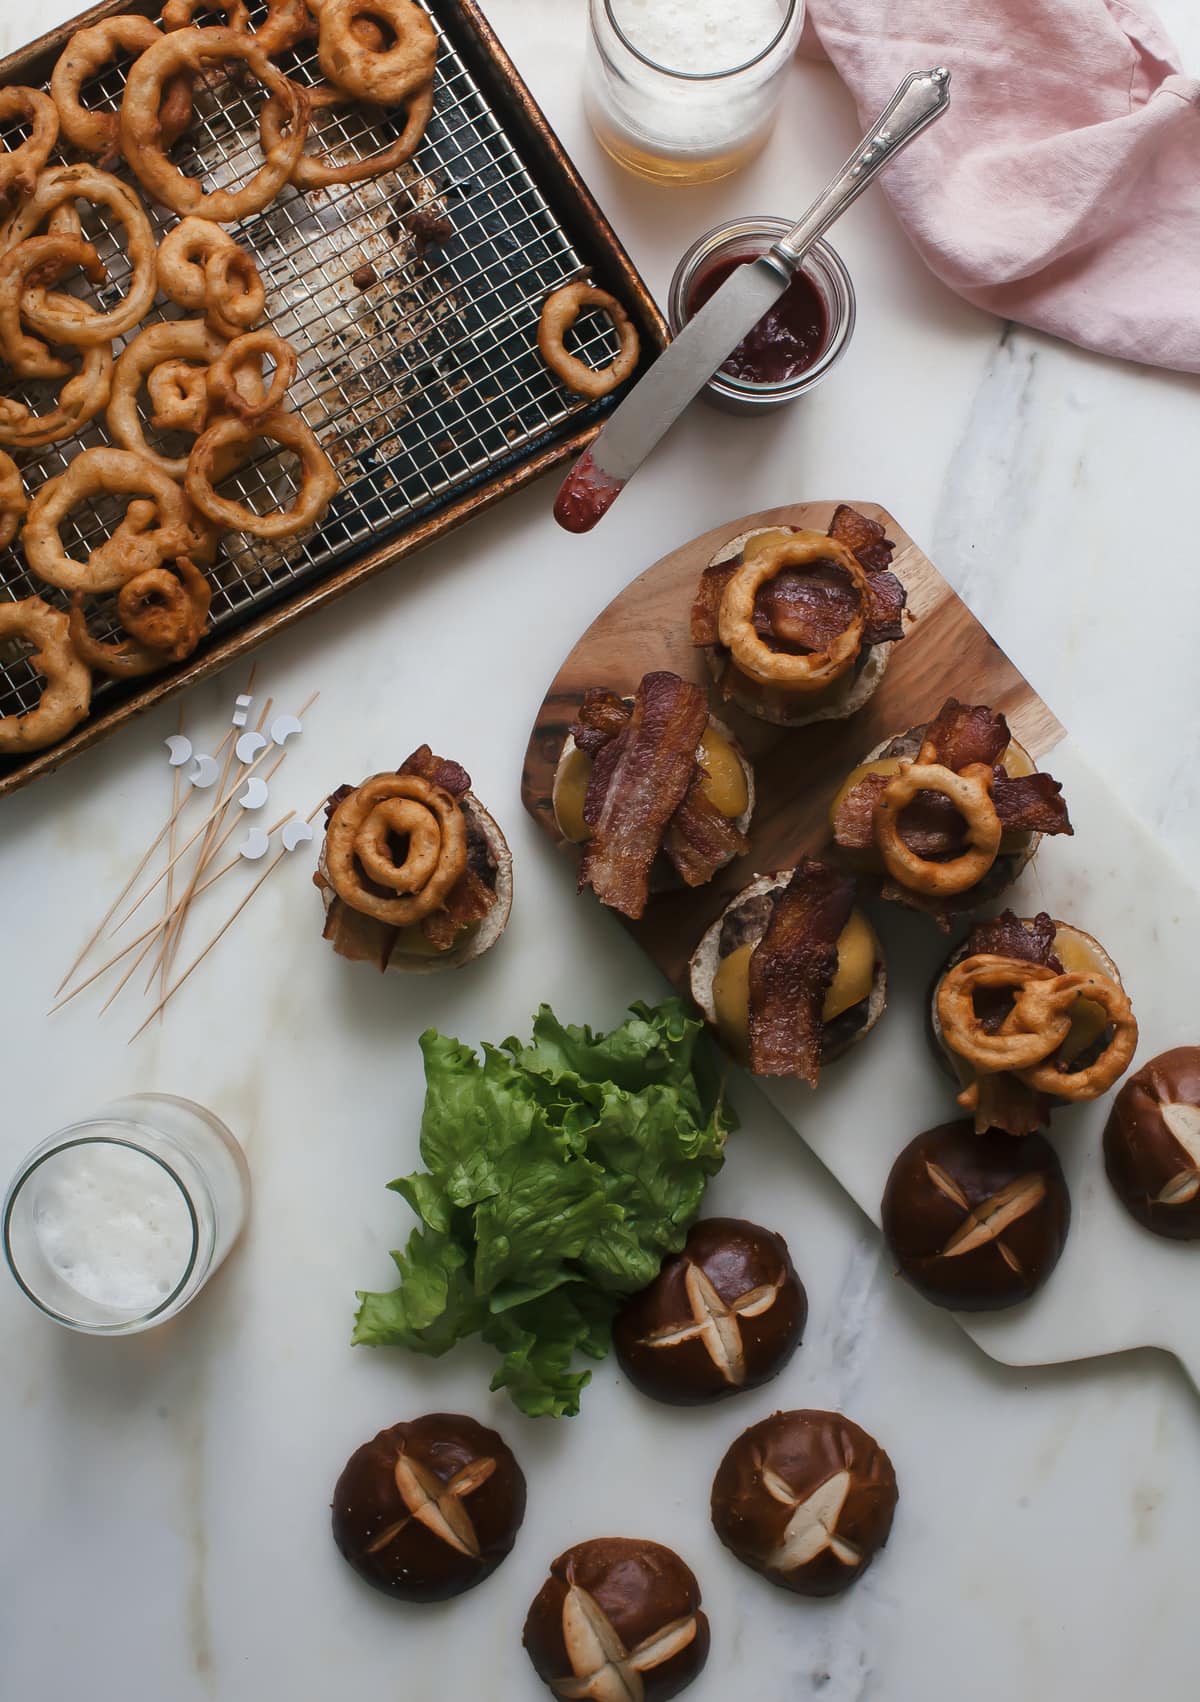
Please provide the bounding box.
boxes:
[664,784,749,887]
[923,699,1010,770]
[862,571,905,644]
[570,688,630,755]
[828,503,896,573]
[972,1072,1049,1138]
[690,562,735,645]
[748,858,857,1084]
[754,562,859,651]
[990,772,1072,836]
[421,866,495,950]
[578,672,709,919]
[967,909,1058,968]
[400,743,471,797]
[832,772,889,850]
[321,887,396,970]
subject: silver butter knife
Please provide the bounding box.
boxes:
[554,66,952,534]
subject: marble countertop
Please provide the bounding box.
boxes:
[3,3,1199,1698]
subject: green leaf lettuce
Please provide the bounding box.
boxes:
[353,999,733,1417]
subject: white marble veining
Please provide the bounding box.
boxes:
[2,4,1199,1699]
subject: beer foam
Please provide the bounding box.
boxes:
[610,0,788,74]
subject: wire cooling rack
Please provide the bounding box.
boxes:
[0,0,632,730]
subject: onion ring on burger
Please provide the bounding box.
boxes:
[4,165,157,346]
[0,596,91,754]
[259,77,433,189]
[716,532,870,694]
[0,449,26,549]
[24,446,192,593]
[317,0,437,104]
[120,29,310,221]
[186,409,339,540]
[205,329,296,423]
[0,233,107,380]
[68,556,211,678]
[50,17,192,165]
[0,88,59,203]
[874,751,1003,898]
[537,282,639,400]
[326,771,466,926]
[107,319,228,479]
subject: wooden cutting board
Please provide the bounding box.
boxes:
[521,502,1200,1391]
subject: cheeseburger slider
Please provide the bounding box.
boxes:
[690,856,885,1084]
[553,669,754,920]
[690,504,906,727]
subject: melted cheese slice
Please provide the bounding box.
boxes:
[712,909,878,1061]
[554,726,746,844]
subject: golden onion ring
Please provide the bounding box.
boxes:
[875,756,1003,897]
[0,233,107,380]
[186,409,339,541]
[205,329,297,424]
[50,17,192,165]
[0,87,59,203]
[317,0,437,104]
[0,449,26,550]
[4,164,157,347]
[537,281,640,400]
[120,28,310,221]
[107,319,228,479]
[259,77,432,189]
[68,557,212,678]
[0,596,91,754]
[716,531,869,693]
[325,771,467,925]
[24,446,192,593]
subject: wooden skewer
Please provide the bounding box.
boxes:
[115,811,297,1016]
[49,807,296,1015]
[159,706,185,1020]
[53,722,236,998]
[115,689,319,933]
[113,704,282,932]
[130,847,290,1042]
[141,745,290,993]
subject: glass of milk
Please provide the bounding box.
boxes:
[586,0,804,184]
[3,1095,249,1335]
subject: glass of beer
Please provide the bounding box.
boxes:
[3,1094,250,1335]
[585,0,805,185]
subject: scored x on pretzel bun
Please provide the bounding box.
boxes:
[689,867,887,1078]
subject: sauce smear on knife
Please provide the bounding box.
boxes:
[554,447,626,533]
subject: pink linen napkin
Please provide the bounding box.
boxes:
[802,0,1200,372]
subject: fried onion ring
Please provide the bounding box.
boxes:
[68,556,212,678]
[938,957,1073,1075]
[24,446,191,593]
[4,165,157,346]
[0,233,107,380]
[259,76,432,189]
[1016,973,1138,1101]
[50,17,192,165]
[317,0,437,103]
[0,596,91,753]
[537,281,639,400]
[147,358,212,433]
[186,410,339,540]
[716,532,870,692]
[205,330,296,423]
[163,0,313,54]
[0,88,59,204]
[0,449,26,549]
[875,751,1003,897]
[108,319,228,479]
[120,29,310,221]
[325,771,467,925]
[0,319,112,448]
[155,216,267,339]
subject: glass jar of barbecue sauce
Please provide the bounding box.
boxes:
[668,215,856,414]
